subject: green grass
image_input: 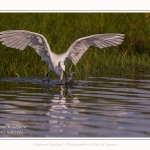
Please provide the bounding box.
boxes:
[0,13,150,78]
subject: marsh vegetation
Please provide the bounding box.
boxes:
[0,13,150,78]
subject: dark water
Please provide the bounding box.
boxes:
[0,73,150,137]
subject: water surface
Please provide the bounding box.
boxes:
[0,73,150,137]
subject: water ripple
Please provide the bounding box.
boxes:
[0,75,150,137]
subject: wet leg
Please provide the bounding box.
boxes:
[46,71,49,78]
[63,71,68,81]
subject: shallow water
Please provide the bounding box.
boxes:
[0,73,150,137]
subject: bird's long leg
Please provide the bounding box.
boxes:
[46,71,49,78]
[59,61,69,82]
[63,71,68,81]
[42,71,50,86]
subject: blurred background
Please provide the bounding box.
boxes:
[0,13,150,78]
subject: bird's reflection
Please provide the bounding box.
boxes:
[51,83,78,102]
[58,85,73,100]
[42,79,79,114]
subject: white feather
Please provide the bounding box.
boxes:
[0,30,125,80]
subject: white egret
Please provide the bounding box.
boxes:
[0,30,125,81]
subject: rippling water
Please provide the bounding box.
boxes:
[0,73,150,137]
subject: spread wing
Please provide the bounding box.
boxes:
[66,34,125,65]
[0,30,51,64]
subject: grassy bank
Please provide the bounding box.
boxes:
[0,13,150,78]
